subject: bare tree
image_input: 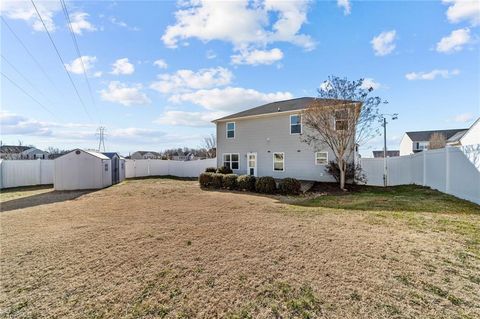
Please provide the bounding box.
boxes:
[201,134,216,158]
[429,132,446,149]
[302,76,385,190]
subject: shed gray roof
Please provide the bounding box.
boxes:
[405,129,467,141]
[213,97,352,122]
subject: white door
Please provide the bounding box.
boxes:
[247,152,257,176]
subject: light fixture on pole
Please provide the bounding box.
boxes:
[380,113,398,187]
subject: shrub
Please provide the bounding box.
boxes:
[198,172,213,188]
[325,161,367,185]
[216,166,233,174]
[255,176,277,194]
[205,167,217,173]
[211,173,224,188]
[278,178,302,195]
[223,174,238,190]
[237,175,256,192]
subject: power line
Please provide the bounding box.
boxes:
[1,16,57,89]
[30,0,93,122]
[1,54,57,105]
[1,71,57,119]
[60,0,99,123]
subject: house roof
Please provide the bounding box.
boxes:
[446,130,467,143]
[102,152,119,159]
[213,97,353,122]
[372,150,400,158]
[405,129,467,141]
[134,151,162,156]
[83,150,110,160]
[0,145,31,153]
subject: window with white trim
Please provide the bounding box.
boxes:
[334,109,348,131]
[223,153,239,170]
[273,152,284,171]
[290,114,302,134]
[226,122,235,139]
[315,151,328,165]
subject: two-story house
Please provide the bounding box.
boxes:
[0,145,49,160]
[399,128,468,156]
[213,97,356,182]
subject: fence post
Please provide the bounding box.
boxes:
[0,160,3,189]
[423,151,427,186]
[445,147,450,194]
[38,159,42,185]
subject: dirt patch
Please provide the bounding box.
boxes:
[1,179,479,318]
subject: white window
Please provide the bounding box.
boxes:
[334,109,348,131]
[290,114,302,134]
[223,153,239,170]
[273,152,284,171]
[226,122,235,139]
[315,152,328,165]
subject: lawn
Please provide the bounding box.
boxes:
[1,178,479,318]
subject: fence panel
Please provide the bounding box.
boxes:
[411,153,424,185]
[125,158,216,179]
[0,160,54,188]
[448,148,480,204]
[387,156,412,185]
[425,149,447,192]
[360,158,384,186]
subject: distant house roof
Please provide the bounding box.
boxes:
[213,97,354,122]
[134,151,161,157]
[102,152,119,159]
[446,130,468,143]
[372,150,400,158]
[83,150,110,160]
[0,145,31,153]
[405,129,467,141]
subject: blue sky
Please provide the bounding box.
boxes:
[1,0,479,157]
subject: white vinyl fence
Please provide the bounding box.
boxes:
[125,158,216,178]
[0,160,54,189]
[360,145,480,204]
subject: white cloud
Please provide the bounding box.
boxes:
[100,81,151,106]
[69,11,96,35]
[443,0,480,26]
[206,50,217,59]
[231,48,284,65]
[169,87,293,112]
[337,0,351,15]
[150,67,233,94]
[405,69,460,80]
[161,0,314,54]
[111,58,135,75]
[0,0,61,32]
[65,56,97,75]
[0,111,52,136]
[371,30,397,56]
[153,59,168,69]
[361,78,381,90]
[453,112,474,123]
[155,110,223,127]
[109,17,140,31]
[436,28,471,53]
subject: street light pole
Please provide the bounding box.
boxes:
[380,113,398,187]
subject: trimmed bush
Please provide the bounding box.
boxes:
[198,172,214,188]
[223,174,238,190]
[237,175,256,192]
[278,178,302,195]
[216,166,233,174]
[205,167,217,173]
[255,176,276,194]
[211,173,224,188]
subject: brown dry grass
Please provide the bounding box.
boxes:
[1,178,479,318]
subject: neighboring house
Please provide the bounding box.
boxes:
[212,97,357,182]
[446,117,480,147]
[130,151,162,159]
[171,152,202,161]
[372,150,400,158]
[399,128,467,156]
[0,145,49,160]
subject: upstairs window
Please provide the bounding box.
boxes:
[223,153,239,170]
[335,109,348,131]
[226,122,235,139]
[290,114,302,134]
[315,152,328,165]
[273,152,285,171]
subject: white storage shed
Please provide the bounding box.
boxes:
[54,149,112,190]
[102,152,126,184]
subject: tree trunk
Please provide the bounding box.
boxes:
[339,159,346,190]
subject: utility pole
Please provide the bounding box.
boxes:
[96,126,106,152]
[380,114,398,187]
